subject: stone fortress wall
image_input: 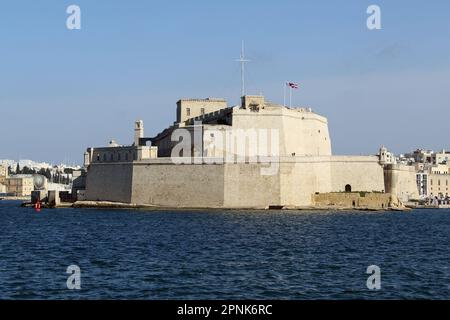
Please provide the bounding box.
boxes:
[313,192,391,210]
[86,156,385,209]
[384,164,420,203]
[85,162,133,203]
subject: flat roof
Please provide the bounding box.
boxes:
[177,98,227,103]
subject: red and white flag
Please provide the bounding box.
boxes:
[287,82,299,89]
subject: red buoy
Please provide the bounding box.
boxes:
[34,200,41,212]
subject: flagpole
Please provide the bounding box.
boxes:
[289,86,292,108]
[283,82,286,106]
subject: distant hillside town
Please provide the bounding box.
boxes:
[379,147,449,204]
[0,159,83,198]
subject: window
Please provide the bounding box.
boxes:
[186,108,190,116]
[249,104,259,112]
[96,154,100,161]
[201,108,205,115]
[110,154,113,161]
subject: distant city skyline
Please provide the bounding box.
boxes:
[1,0,449,164]
[0,159,81,170]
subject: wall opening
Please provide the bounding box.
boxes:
[345,184,352,192]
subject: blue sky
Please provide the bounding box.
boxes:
[1,0,449,164]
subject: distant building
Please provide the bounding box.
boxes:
[6,174,34,197]
[404,149,434,164]
[432,150,450,165]
[0,184,6,194]
[71,169,87,200]
[429,175,449,199]
[0,163,9,193]
[0,162,8,184]
[386,148,450,200]
[430,164,449,175]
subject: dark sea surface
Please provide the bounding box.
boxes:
[0,200,449,300]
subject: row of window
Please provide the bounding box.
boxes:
[7,181,33,186]
[430,187,449,192]
[95,152,137,162]
[430,179,449,186]
[7,186,32,191]
[186,108,205,117]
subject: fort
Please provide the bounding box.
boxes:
[80,95,408,210]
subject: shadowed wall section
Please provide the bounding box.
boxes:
[85,163,133,203]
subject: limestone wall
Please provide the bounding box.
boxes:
[84,156,386,209]
[85,163,133,203]
[384,164,419,203]
[279,160,332,207]
[232,107,332,157]
[329,156,385,193]
[281,110,331,156]
[131,160,225,208]
[313,192,390,210]
[223,163,281,208]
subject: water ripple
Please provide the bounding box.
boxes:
[1,201,450,299]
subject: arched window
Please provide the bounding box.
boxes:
[345,184,352,192]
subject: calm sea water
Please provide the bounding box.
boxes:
[0,200,449,300]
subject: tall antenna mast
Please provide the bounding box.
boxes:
[235,40,250,97]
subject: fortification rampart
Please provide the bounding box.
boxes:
[85,156,385,209]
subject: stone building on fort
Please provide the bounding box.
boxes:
[82,95,402,210]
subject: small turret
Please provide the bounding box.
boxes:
[134,120,144,146]
[379,145,395,165]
